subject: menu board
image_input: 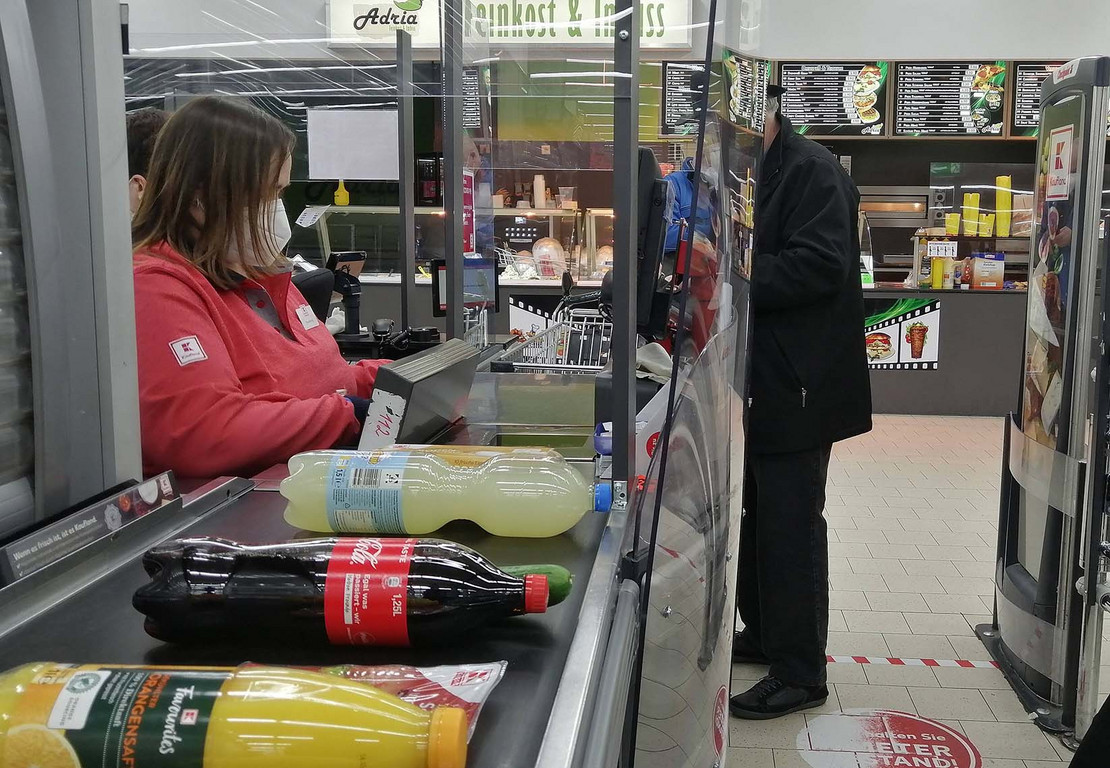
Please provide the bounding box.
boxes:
[462,66,481,129]
[661,61,704,136]
[723,51,769,131]
[778,62,888,136]
[1011,62,1065,137]
[895,62,1007,136]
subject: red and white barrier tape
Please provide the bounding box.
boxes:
[826,655,1000,669]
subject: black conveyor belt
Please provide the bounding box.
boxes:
[0,489,610,768]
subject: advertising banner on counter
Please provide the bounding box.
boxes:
[865,298,941,371]
[327,0,692,49]
[0,473,181,585]
[326,0,692,48]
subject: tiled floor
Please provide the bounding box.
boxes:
[728,415,1084,768]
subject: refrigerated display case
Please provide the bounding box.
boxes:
[307,204,447,277]
[305,205,618,286]
[489,208,585,281]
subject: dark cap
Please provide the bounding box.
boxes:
[766,84,786,99]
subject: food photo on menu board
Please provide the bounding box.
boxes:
[895,62,1006,136]
[1021,95,1082,450]
[778,62,888,136]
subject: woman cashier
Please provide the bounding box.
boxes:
[132,96,383,478]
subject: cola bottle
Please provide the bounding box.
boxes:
[133,537,549,646]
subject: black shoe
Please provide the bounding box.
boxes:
[731,631,770,665]
[729,676,828,720]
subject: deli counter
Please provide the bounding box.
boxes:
[856,163,1032,416]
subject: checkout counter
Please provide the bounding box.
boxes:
[0,371,635,768]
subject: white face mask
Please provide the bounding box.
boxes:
[268,198,292,253]
[229,199,291,267]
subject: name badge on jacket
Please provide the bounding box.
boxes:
[295,304,320,331]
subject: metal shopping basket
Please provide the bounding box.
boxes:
[490,293,613,375]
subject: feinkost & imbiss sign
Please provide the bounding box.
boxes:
[327,0,692,48]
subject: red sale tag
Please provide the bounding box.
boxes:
[324,538,415,645]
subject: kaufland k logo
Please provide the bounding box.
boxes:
[353,1,421,30]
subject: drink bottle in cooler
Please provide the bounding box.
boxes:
[280,445,611,538]
[132,537,550,646]
[0,663,466,768]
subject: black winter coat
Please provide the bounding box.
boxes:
[748,116,873,453]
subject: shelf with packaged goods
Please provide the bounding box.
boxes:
[919,234,1031,243]
[870,284,1027,295]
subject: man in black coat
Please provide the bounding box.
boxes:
[730,86,873,719]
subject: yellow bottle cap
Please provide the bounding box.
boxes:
[427,707,468,768]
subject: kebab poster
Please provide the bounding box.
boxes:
[1022,97,1082,450]
[864,298,940,370]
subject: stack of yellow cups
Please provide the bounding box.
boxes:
[996,175,1012,237]
[962,193,981,236]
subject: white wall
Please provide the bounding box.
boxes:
[128,0,340,59]
[726,0,1110,61]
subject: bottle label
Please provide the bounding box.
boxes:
[11,664,228,768]
[324,538,415,645]
[326,452,408,533]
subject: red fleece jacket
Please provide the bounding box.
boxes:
[134,242,382,478]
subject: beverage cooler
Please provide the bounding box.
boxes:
[0,0,140,539]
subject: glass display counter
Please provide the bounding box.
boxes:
[309,205,446,278]
[305,204,616,286]
[484,207,587,282]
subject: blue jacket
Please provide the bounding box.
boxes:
[664,158,713,252]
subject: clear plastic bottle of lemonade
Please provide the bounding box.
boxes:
[281,445,611,538]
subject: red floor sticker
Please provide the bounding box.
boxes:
[800,710,982,768]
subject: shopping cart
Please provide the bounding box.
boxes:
[490,292,612,375]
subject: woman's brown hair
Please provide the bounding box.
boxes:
[132,96,295,289]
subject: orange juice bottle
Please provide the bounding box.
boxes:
[0,663,466,768]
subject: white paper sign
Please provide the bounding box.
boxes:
[926,240,958,259]
[1046,125,1074,202]
[296,206,328,228]
[307,109,399,181]
[359,390,409,450]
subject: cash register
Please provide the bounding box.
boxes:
[358,338,482,450]
[326,250,443,360]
